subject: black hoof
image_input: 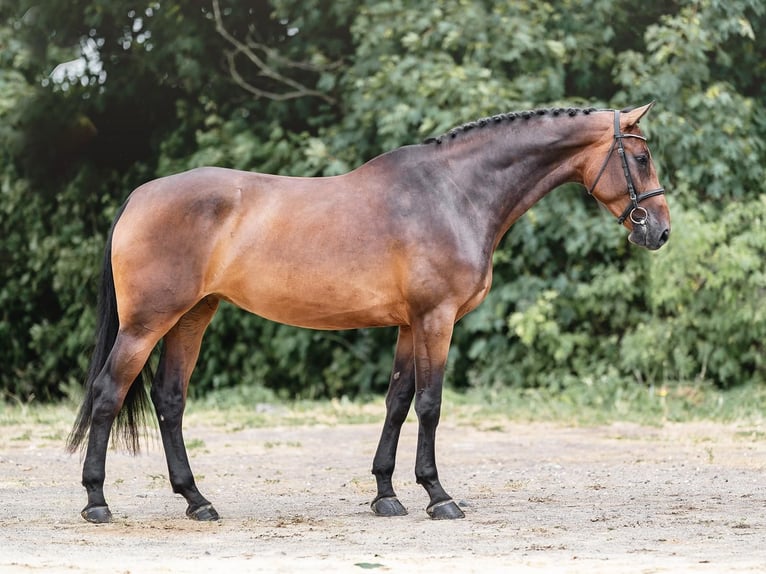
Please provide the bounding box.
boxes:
[186,503,220,521]
[426,499,465,520]
[371,496,408,517]
[81,505,112,523]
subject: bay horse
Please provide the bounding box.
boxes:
[67,103,670,523]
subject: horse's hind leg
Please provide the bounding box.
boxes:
[371,326,416,516]
[151,296,220,520]
[81,328,161,523]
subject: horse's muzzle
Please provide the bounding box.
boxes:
[629,221,670,250]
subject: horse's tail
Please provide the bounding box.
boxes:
[67,200,154,455]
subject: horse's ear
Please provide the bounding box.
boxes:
[621,101,655,129]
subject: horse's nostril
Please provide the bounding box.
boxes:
[659,228,670,245]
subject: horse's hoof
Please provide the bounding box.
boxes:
[371,496,408,517]
[426,499,465,520]
[186,503,220,521]
[81,505,112,523]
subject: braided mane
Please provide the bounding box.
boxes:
[424,106,599,145]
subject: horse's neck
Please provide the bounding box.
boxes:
[440,114,606,248]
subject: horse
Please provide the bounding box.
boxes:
[67,103,670,523]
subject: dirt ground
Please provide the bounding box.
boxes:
[1,412,766,573]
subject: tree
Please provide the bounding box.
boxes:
[1,0,764,401]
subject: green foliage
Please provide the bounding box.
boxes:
[614,0,766,203]
[624,199,766,387]
[1,0,764,402]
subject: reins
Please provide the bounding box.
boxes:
[587,110,665,225]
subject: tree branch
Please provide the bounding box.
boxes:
[211,0,336,104]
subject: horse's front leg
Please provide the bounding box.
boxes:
[151,298,220,520]
[371,326,416,516]
[411,309,465,519]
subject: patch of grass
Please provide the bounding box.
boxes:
[2,381,765,436]
[264,440,302,449]
[11,430,32,441]
[734,429,766,441]
[505,479,528,491]
[186,438,206,450]
[180,379,766,432]
[0,402,76,427]
[41,431,66,441]
[446,380,766,427]
[185,389,387,429]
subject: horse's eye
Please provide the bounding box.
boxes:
[635,154,649,167]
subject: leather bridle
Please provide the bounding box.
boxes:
[587,110,666,225]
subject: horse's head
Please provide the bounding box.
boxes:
[584,103,670,250]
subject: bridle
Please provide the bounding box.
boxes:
[587,110,665,225]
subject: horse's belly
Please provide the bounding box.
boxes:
[217,274,407,330]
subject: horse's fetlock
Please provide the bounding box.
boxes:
[371,464,393,479]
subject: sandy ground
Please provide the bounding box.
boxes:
[1,413,766,573]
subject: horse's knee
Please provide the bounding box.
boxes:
[89,384,123,425]
[414,390,442,428]
[151,377,186,417]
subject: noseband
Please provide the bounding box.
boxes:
[587,110,665,225]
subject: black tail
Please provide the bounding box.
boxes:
[67,201,154,455]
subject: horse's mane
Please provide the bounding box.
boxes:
[424,106,600,145]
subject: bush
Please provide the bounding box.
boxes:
[622,199,766,387]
